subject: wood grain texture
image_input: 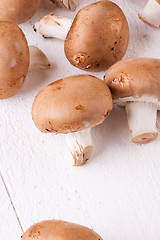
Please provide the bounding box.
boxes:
[0,175,22,240]
[1,0,160,239]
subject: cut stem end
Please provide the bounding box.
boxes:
[66,128,93,166]
[72,146,93,166]
[131,132,158,144]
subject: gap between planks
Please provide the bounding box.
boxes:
[0,172,24,234]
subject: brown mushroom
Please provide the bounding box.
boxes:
[50,0,78,10]
[29,46,51,69]
[104,58,160,144]
[32,74,113,166]
[0,22,50,99]
[138,0,160,28]
[21,220,103,240]
[0,0,40,24]
[34,1,129,72]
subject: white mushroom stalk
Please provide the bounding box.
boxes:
[125,102,158,144]
[34,13,72,40]
[51,0,78,10]
[138,0,160,28]
[29,46,50,69]
[66,128,93,166]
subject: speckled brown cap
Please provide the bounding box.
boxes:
[32,74,113,134]
[21,220,103,240]
[65,0,129,72]
[104,58,160,100]
[0,0,40,24]
[0,21,29,99]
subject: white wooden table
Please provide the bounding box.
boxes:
[1,0,160,239]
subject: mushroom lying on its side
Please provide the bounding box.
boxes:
[32,75,113,166]
[138,0,160,27]
[34,1,129,72]
[50,0,78,10]
[104,58,160,144]
[0,22,50,99]
[21,220,103,240]
[0,0,40,24]
[29,46,50,70]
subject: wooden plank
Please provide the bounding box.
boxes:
[0,174,22,240]
[1,0,160,239]
[2,108,160,239]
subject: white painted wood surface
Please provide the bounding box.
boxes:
[0,174,22,239]
[1,0,160,239]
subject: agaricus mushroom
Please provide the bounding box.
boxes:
[50,0,78,10]
[104,58,160,144]
[32,74,113,166]
[138,0,160,28]
[0,21,50,99]
[34,1,129,72]
[21,220,103,240]
[29,46,50,69]
[0,0,40,24]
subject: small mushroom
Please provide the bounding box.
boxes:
[21,220,103,240]
[34,1,129,72]
[32,74,113,166]
[50,0,78,10]
[138,0,160,28]
[0,22,50,99]
[0,0,40,24]
[29,46,50,69]
[104,58,160,144]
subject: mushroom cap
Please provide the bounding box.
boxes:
[0,21,29,99]
[32,74,113,134]
[104,58,160,100]
[22,220,103,240]
[64,0,129,72]
[0,0,40,24]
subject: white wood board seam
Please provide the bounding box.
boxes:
[0,172,24,234]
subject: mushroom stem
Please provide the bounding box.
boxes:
[138,0,160,28]
[34,13,72,40]
[66,128,93,166]
[29,46,50,69]
[126,101,158,144]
